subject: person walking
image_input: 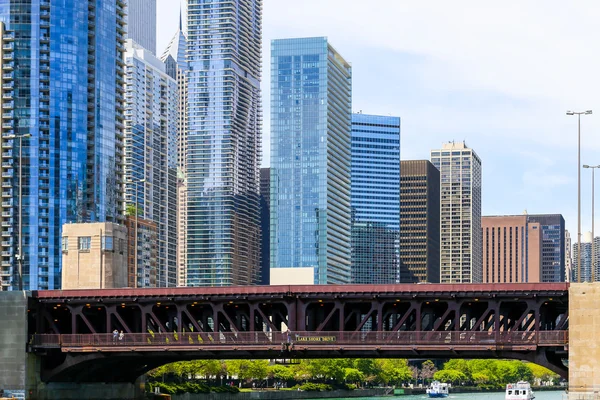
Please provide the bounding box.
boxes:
[118,330,124,342]
[112,329,118,343]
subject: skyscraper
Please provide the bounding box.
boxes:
[573,232,596,283]
[481,215,542,283]
[431,141,482,283]
[350,113,400,284]
[0,0,126,290]
[399,160,440,283]
[126,0,157,55]
[270,37,352,285]
[526,214,566,282]
[124,39,178,287]
[185,0,262,286]
[565,229,572,282]
[161,11,188,287]
[260,168,270,285]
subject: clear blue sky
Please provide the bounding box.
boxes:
[157,0,600,238]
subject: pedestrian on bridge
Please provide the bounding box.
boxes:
[112,329,118,343]
[118,331,124,342]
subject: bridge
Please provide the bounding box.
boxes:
[25,283,569,383]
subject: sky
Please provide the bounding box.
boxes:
[156,0,600,239]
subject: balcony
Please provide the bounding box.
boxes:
[2,53,13,61]
[2,43,13,51]
[2,62,14,70]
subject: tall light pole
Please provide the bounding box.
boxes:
[567,110,592,283]
[130,178,145,288]
[5,133,31,291]
[584,164,600,282]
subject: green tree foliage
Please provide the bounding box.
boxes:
[375,359,412,385]
[433,359,539,389]
[433,369,466,384]
[268,364,295,381]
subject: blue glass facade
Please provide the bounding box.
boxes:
[270,37,352,284]
[185,0,262,286]
[0,0,126,290]
[350,113,400,284]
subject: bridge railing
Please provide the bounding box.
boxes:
[30,330,568,349]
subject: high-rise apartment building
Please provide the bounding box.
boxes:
[565,229,572,282]
[431,141,482,283]
[481,215,542,283]
[573,231,599,283]
[124,216,158,287]
[350,113,400,284]
[399,160,441,283]
[185,0,262,286]
[270,37,352,285]
[260,168,270,285]
[124,39,178,287]
[0,1,126,290]
[161,12,188,287]
[526,214,565,282]
[126,0,157,55]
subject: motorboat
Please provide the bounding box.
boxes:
[426,381,450,398]
[506,381,535,400]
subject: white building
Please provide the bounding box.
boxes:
[431,141,483,283]
[124,39,178,287]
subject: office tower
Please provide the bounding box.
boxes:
[186,0,262,286]
[126,0,157,55]
[270,37,352,285]
[260,168,270,285]
[124,39,178,287]
[350,113,400,284]
[481,215,542,283]
[160,11,188,287]
[565,229,572,282]
[431,141,482,283]
[399,160,441,283]
[572,231,599,282]
[0,1,126,291]
[526,214,566,282]
[61,223,128,289]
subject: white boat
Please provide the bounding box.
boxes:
[505,381,535,400]
[426,381,450,398]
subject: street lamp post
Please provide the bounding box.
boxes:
[567,110,592,283]
[584,164,600,282]
[5,133,31,291]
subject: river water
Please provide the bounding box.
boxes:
[341,392,566,400]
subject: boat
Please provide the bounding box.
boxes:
[426,381,450,398]
[505,381,535,400]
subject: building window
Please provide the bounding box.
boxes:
[102,236,114,251]
[61,237,68,252]
[78,236,91,251]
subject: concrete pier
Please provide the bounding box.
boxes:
[0,291,28,398]
[568,283,600,398]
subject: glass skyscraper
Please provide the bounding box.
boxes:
[526,214,566,282]
[0,0,126,290]
[126,0,157,55]
[185,0,262,286]
[270,37,352,285]
[350,113,400,284]
[124,39,178,287]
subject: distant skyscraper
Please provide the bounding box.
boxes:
[350,113,400,284]
[0,1,126,290]
[526,214,566,282]
[185,0,262,286]
[160,11,188,287]
[431,142,482,283]
[565,229,572,282]
[399,160,440,283]
[481,215,542,283]
[270,37,352,285]
[260,168,270,285]
[126,0,157,55]
[573,231,599,282]
[124,39,178,287]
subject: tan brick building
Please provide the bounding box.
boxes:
[482,215,542,283]
[61,223,128,289]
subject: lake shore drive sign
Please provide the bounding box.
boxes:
[295,335,337,342]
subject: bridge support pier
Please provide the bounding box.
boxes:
[569,283,600,398]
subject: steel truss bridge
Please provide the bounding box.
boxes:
[27,283,569,383]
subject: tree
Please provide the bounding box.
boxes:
[344,368,364,385]
[420,360,437,382]
[376,359,412,385]
[433,369,466,384]
[526,363,559,384]
[268,365,295,382]
[125,203,142,216]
